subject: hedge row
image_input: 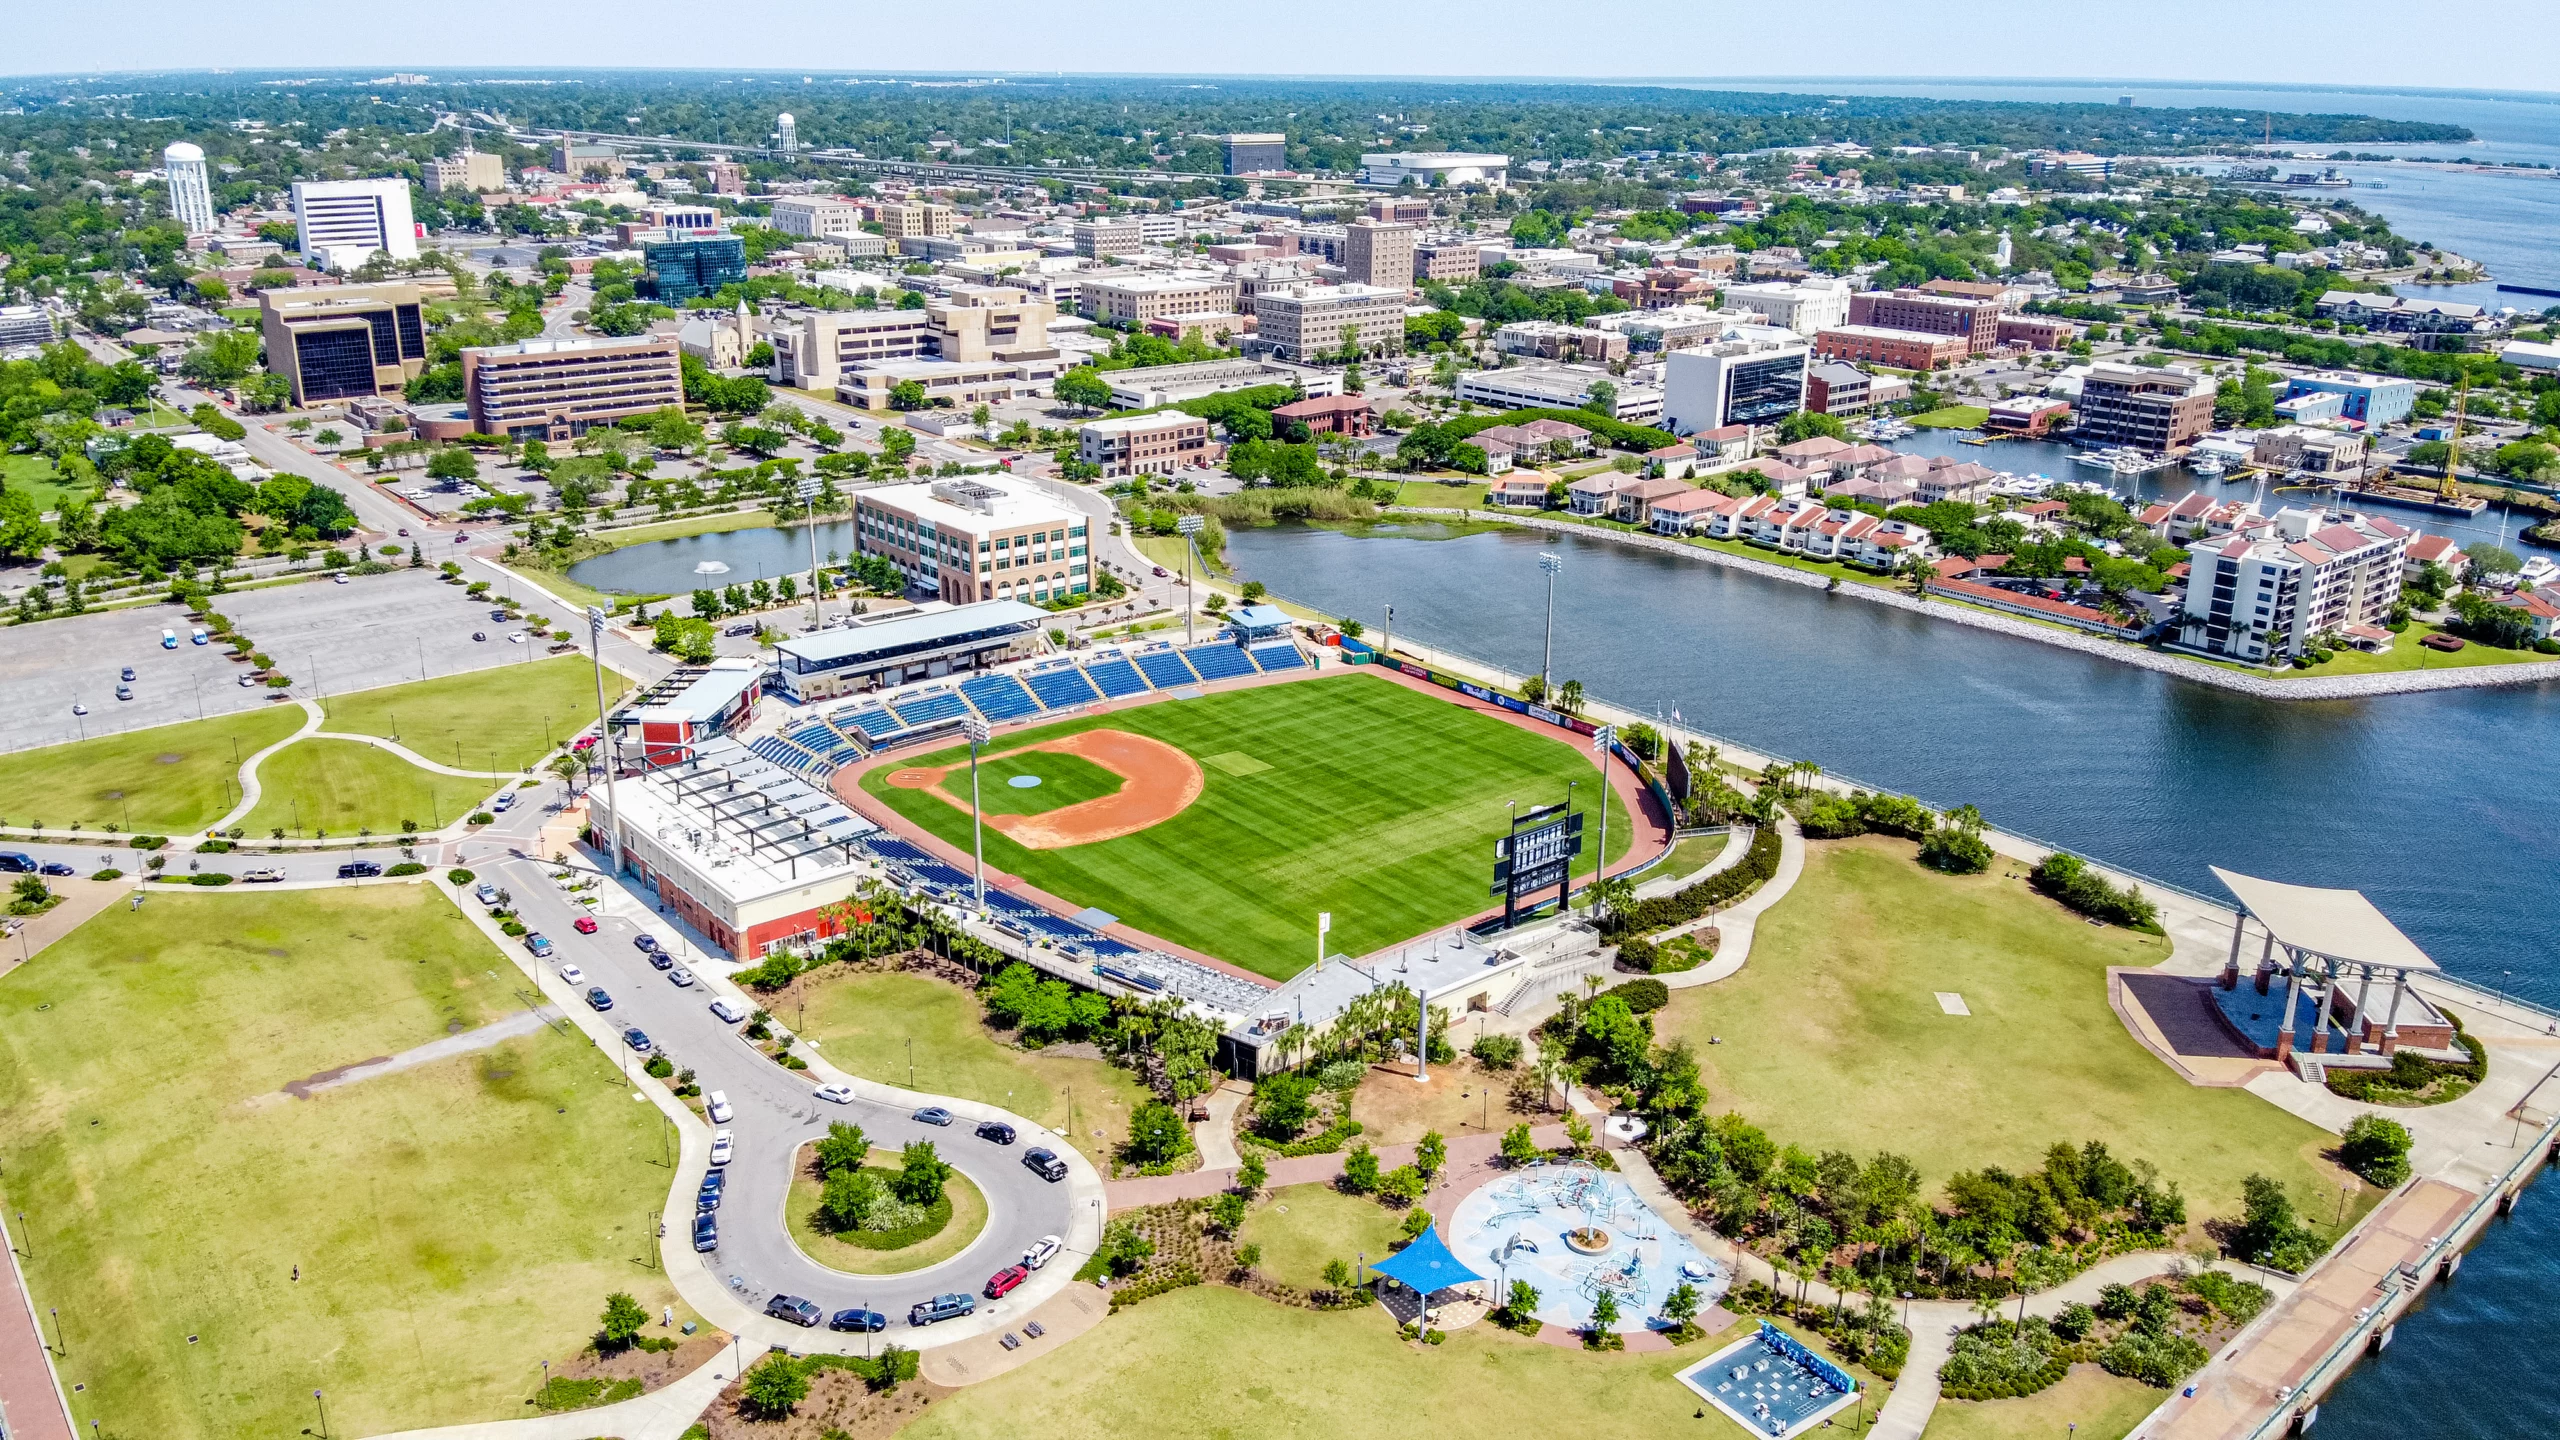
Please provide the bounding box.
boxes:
[1601,824,1781,942]
[1108,1264,1202,1313]
[2029,853,2160,930]
[1247,1116,1365,1159]
[1940,1355,2070,1402]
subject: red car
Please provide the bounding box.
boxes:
[983,1264,1027,1300]
[573,915,599,935]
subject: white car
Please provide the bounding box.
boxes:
[708,998,745,1024]
[667,965,694,987]
[241,867,285,883]
[333,574,350,585]
[1023,1235,1063,1272]
[813,1083,856,1105]
[710,1129,734,1166]
[707,1090,733,1124]
[556,963,586,986]
[507,631,528,644]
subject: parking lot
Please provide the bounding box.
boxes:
[2,569,583,755]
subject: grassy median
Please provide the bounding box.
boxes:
[0,706,305,835]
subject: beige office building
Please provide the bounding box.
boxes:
[423,151,505,195]
[877,202,957,240]
[462,335,685,441]
[1080,273,1239,327]
[771,309,934,390]
[769,196,868,239]
[854,477,1090,606]
[260,283,429,406]
[1343,218,1417,292]
[1415,242,1481,283]
[1252,283,1406,362]
[1073,218,1145,259]
[926,286,1059,365]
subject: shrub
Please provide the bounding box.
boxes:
[643,1054,675,1079]
[189,872,234,886]
[447,868,475,885]
[1471,1033,1524,1069]
[386,862,428,876]
[1600,824,1780,940]
[1377,1164,1426,1205]
[2029,852,2161,929]
[468,811,495,826]
[2098,1328,2211,1388]
[2340,1113,2413,1186]
[1339,1141,1381,1194]
[196,839,233,853]
[1937,1319,2069,1400]
[1918,810,1994,874]
[1599,977,1670,1014]
[90,868,124,881]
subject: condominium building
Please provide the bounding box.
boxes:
[1720,277,1852,335]
[1079,273,1239,327]
[2283,370,2419,427]
[643,234,747,304]
[462,334,685,441]
[853,476,1089,607]
[1251,283,1405,362]
[877,203,957,240]
[423,149,505,195]
[0,306,57,349]
[769,196,869,239]
[1846,288,2004,354]
[1813,324,1971,371]
[2252,425,2370,482]
[770,309,933,390]
[2075,364,2216,452]
[1076,412,1215,477]
[1342,218,1417,292]
[163,143,216,234]
[290,178,418,267]
[1357,152,1510,188]
[259,283,428,406]
[2177,508,2409,662]
[1662,328,1811,435]
[1804,361,1874,416]
[1073,217,1145,259]
[1221,133,1288,176]
[1413,241,1481,283]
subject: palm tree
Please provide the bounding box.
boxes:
[1556,679,1585,714]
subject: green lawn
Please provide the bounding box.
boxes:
[1389,479,1491,509]
[322,655,630,774]
[1920,1364,2165,1440]
[1237,1183,1410,1291]
[942,750,1126,816]
[592,508,778,547]
[240,738,488,837]
[784,1146,988,1275]
[0,889,680,1440]
[2269,621,2548,678]
[1661,836,2363,1231]
[905,1286,1887,1440]
[3,452,93,518]
[860,672,1634,980]
[0,706,306,835]
[1909,405,1991,429]
[795,970,1152,1168]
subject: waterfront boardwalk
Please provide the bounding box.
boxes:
[2137,1179,2476,1440]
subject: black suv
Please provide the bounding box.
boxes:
[908,1292,975,1327]
[336,861,383,878]
[1022,1147,1067,1182]
[765,1294,823,1327]
[975,1120,1017,1146]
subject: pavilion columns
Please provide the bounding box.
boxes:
[2348,963,2377,1055]
[2254,931,2277,996]
[2222,912,2247,991]
[2275,952,2305,1062]
[2311,966,2333,1054]
[2381,969,2408,1057]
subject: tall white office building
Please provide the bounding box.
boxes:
[164,142,217,235]
[290,178,419,268]
[776,112,798,156]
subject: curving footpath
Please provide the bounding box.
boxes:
[1650,818,1807,992]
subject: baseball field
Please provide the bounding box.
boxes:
[854,670,1636,980]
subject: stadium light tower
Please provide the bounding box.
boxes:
[1537,552,1563,691]
[1588,725,1616,912]
[584,606,622,872]
[1176,514,1205,645]
[796,475,824,630]
[962,715,991,912]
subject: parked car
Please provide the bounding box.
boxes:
[908,1293,975,1327]
[584,986,612,1011]
[1151,566,1169,578]
[828,1308,887,1334]
[120,666,135,681]
[913,1106,954,1127]
[473,631,487,642]
[975,1120,1017,1146]
[525,934,554,957]
[0,853,34,874]
[646,949,674,971]
[557,964,586,986]
[1022,1147,1067,1182]
[492,792,516,812]
[634,934,663,954]
[241,867,285,883]
[490,609,510,621]
[37,861,75,877]
[474,882,501,906]
[337,861,382,879]
[707,1090,733,1123]
[667,966,695,988]
[710,1129,734,1167]
[709,999,746,1024]
[572,915,598,934]
[814,1083,856,1105]
[696,1173,723,1211]
[622,1027,652,1052]
[765,1295,822,1328]
[114,685,132,701]
[691,1213,718,1252]
[724,622,756,637]
[1023,1235,1063,1271]
[983,1265,1027,1300]
[507,631,528,644]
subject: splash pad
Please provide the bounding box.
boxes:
[1450,1160,1727,1332]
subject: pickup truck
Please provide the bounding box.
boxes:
[908,1293,976,1327]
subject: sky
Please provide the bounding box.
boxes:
[9,0,2560,93]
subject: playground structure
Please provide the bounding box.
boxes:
[1450,1160,1725,1333]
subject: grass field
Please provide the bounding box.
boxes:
[860,672,1633,980]
[904,1286,1887,1440]
[1237,1182,1411,1291]
[322,655,630,773]
[1909,405,1992,429]
[794,970,1152,1168]
[1919,1364,2164,1440]
[940,749,1126,817]
[240,738,491,836]
[2268,621,2548,678]
[0,706,306,834]
[2,452,91,517]
[1661,837,2367,1231]
[784,1145,988,1275]
[0,888,680,1440]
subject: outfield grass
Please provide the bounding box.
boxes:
[863,673,1633,980]
[0,706,306,834]
[784,1146,988,1275]
[0,889,680,1440]
[322,655,631,773]
[938,749,1126,817]
[795,970,1152,1168]
[904,1286,1887,1440]
[1660,836,2367,1231]
[1237,1182,1411,1291]
[1919,1364,2164,1440]
[240,739,489,836]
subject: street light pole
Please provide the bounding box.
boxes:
[962,716,990,912]
[1537,552,1562,691]
[584,607,622,874]
[1176,513,1204,645]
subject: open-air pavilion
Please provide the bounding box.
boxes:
[1368,1224,1489,1326]
[2210,867,2454,1068]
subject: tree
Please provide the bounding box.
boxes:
[888,379,930,411]
[1662,1280,1701,1332]
[891,1139,951,1206]
[813,1119,868,1175]
[598,1291,649,1350]
[426,447,479,483]
[1589,1290,1620,1335]
[1238,1149,1269,1195]
[2340,1114,2413,1186]
[1777,410,1851,444]
[1054,368,1113,412]
[1555,679,1585,714]
[2462,542,2522,583]
[1414,1129,1447,1179]
[1501,1122,1541,1167]
[1340,1141,1381,1194]
[1125,1101,1193,1166]
[1252,1071,1319,1139]
[1505,1279,1541,1325]
[1209,1190,1249,1235]
[739,1354,811,1418]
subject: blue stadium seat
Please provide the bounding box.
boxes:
[1248,642,1306,672]
[1082,654,1151,699]
[890,690,971,728]
[1024,666,1102,710]
[1133,648,1199,690]
[838,706,905,743]
[959,673,1042,722]
[1183,643,1259,682]
[786,723,839,749]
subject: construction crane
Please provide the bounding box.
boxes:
[2437,372,2470,503]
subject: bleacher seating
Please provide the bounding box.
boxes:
[889,689,971,728]
[1082,653,1152,700]
[1183,643,1259,682]
[959,673,1043,723]
[1133,648,1199,690]
[837,705,905,744]
[1024,665,1102,710]
[1248,642,1306,672]
[786,723,842,751]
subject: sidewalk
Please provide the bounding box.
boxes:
[1656,818,1805,991]
[0,1214,73,1440]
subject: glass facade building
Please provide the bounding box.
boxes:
[644,236,747,303]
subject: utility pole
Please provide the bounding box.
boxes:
[584,606,622,873]
[1176,514,1204,645]
[1538,552,1563,691]
[796,474,824,629]
[962,716,990,912]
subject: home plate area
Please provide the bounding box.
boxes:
[1676,1322,1861,1436]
